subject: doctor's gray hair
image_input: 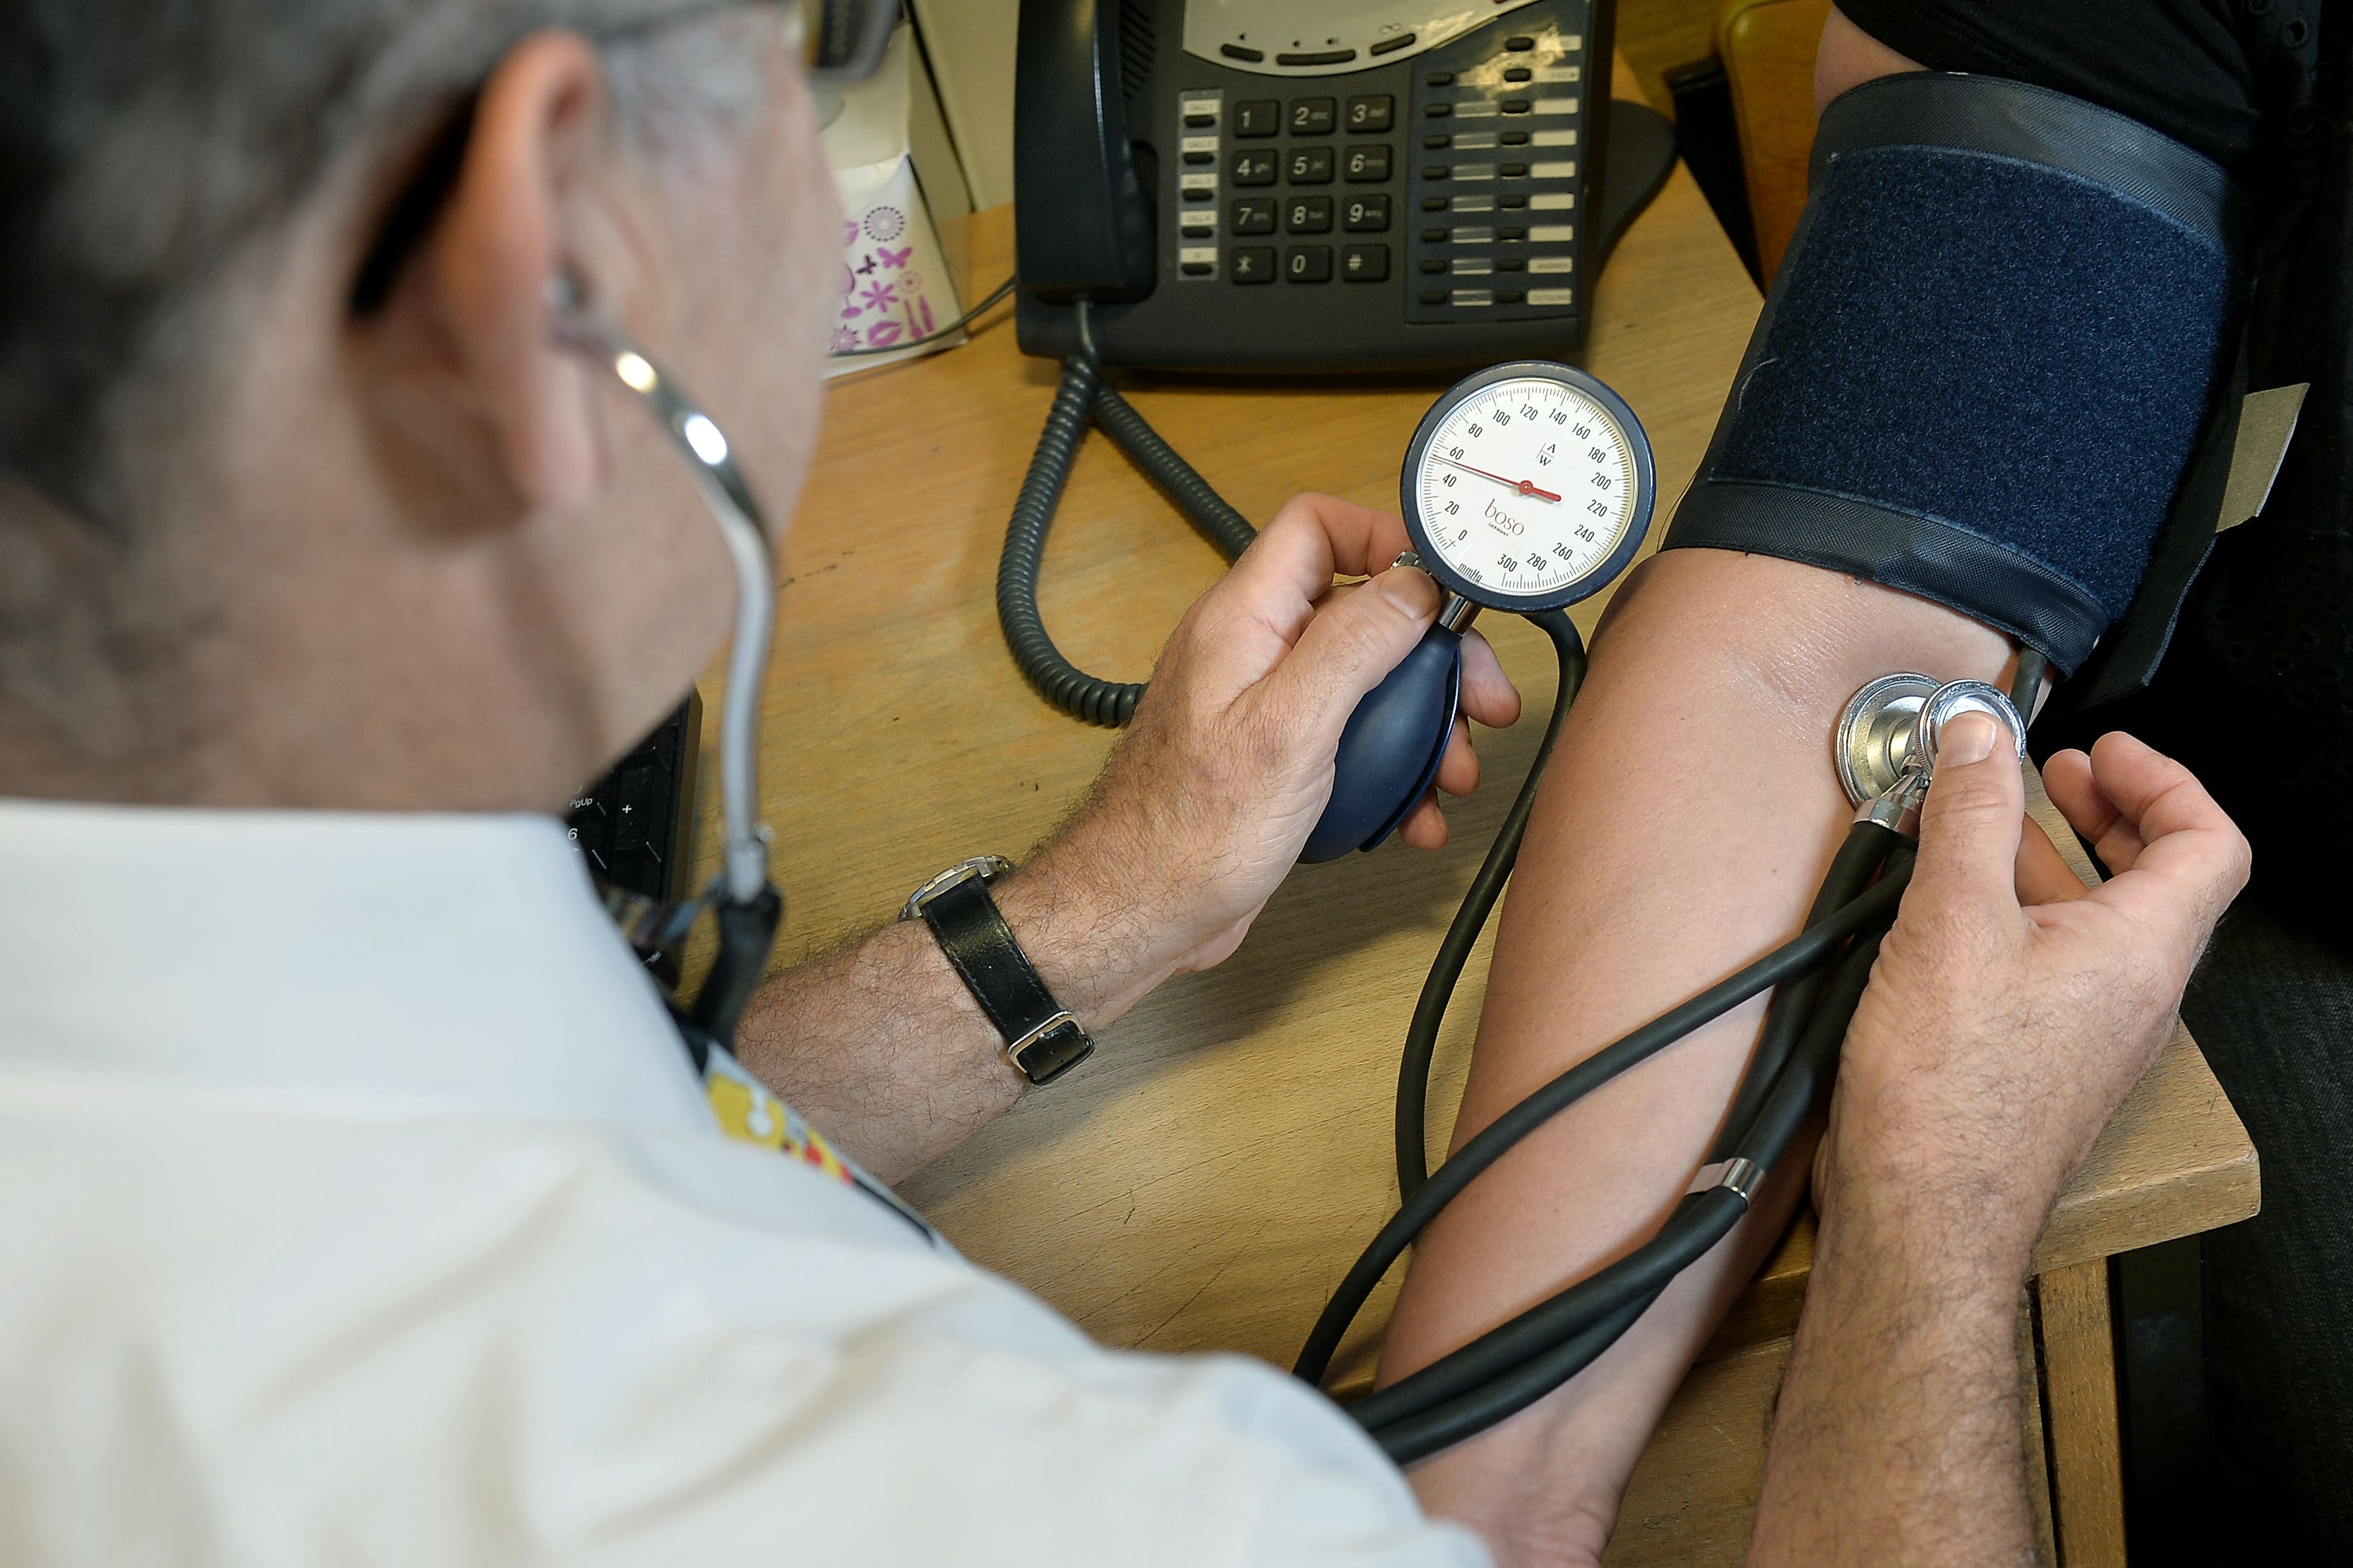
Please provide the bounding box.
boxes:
[0,0,761,527]
[0,0,762,761]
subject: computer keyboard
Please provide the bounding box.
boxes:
[567,693,700,983]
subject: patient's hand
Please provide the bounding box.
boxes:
[1823,720,2250,1267]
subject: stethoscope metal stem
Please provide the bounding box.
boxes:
[553,306,777,911]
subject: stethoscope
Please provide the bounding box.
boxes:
[1004,347,2039,1461]
[556,304,2044,1461]
[550,285,784,1070]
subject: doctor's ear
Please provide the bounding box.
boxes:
[349,29,640,512]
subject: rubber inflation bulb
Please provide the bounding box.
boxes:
[1301,626,1464,863]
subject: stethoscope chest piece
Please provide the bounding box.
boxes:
[1835,672,2028,807]
[1835,673,1939,806]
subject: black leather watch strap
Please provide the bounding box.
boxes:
[907,863,1094,1086]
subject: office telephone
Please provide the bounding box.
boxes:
[1012,0,1678,371]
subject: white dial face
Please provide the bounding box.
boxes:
[1413,377,1640,601]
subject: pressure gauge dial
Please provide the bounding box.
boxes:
[1401,360,1655,613]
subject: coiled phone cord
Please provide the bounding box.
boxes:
[999,301,1257,726]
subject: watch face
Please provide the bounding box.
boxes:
[1402,362,1654,611]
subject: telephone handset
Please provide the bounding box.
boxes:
[1012,0,1677,372]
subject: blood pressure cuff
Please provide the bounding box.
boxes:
[1664,72,2243,674]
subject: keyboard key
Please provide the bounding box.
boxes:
[1286,245,1334,282]
[1344,144,1392,182]
[1342,194,1391,231]
[1231,245,1276,283]
[1232,149,1277,186]
[1346,95,1394,133]
[1286,146,1334,183]
[1290,98,1337,135]
[1235,100,1281,137]
[1342,243,1390,281]
[1231,197,1276,235]
[1286,195,1334,233]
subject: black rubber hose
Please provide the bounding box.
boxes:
[1708,822,1902,1163]
[1353,1190,1740,1437]
[997,327,1256,728]
[1293,861,1914,1387]
[1357,845,1912,1450]
[2011,647,2049,720]
[1397,610,1589,1200]
[1371,1290,1661,1465]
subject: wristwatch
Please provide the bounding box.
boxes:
[901,856,1095,1086]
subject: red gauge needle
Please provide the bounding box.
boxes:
[1435,454,1561,502]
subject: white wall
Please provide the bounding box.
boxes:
[910,0,1021,210]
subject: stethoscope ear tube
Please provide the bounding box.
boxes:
[553,289,787,1060]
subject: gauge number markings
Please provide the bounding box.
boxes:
[1416,380,1634,598]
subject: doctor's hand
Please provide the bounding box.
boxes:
[998,493,1520,1029]
[1818,719,2250,1277]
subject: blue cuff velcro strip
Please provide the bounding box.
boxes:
[1665,72,2239,672]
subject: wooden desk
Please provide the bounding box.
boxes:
[730,119,2257,1565]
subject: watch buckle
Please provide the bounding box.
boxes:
[900,854,1014,921]
[1006,1011,1093,1085]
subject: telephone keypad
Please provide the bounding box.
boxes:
[1286,147,1334,184]
[1289,98,1337,135]
[1342,244,1390,282]
[1343,194,1391,232]
[1286,246,1334,283]
[1286,197,1334,234]
[1232,150,1277,186]
[1234,100,1280,138]
[1230,197,1277,235]
[1344,145,1392,182]
[1346,95,1394,133]
[1231,247,1276,284]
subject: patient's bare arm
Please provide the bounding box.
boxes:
[1377,548,2018,1564]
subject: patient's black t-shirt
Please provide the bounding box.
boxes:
[1833,0,2344,939]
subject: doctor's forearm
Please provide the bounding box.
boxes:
[1376,548,2016,1559]
[731,848,1161,1184]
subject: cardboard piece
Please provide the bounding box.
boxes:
[2216,382,2308,532]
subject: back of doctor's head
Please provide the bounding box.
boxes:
[0,1,823,806]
